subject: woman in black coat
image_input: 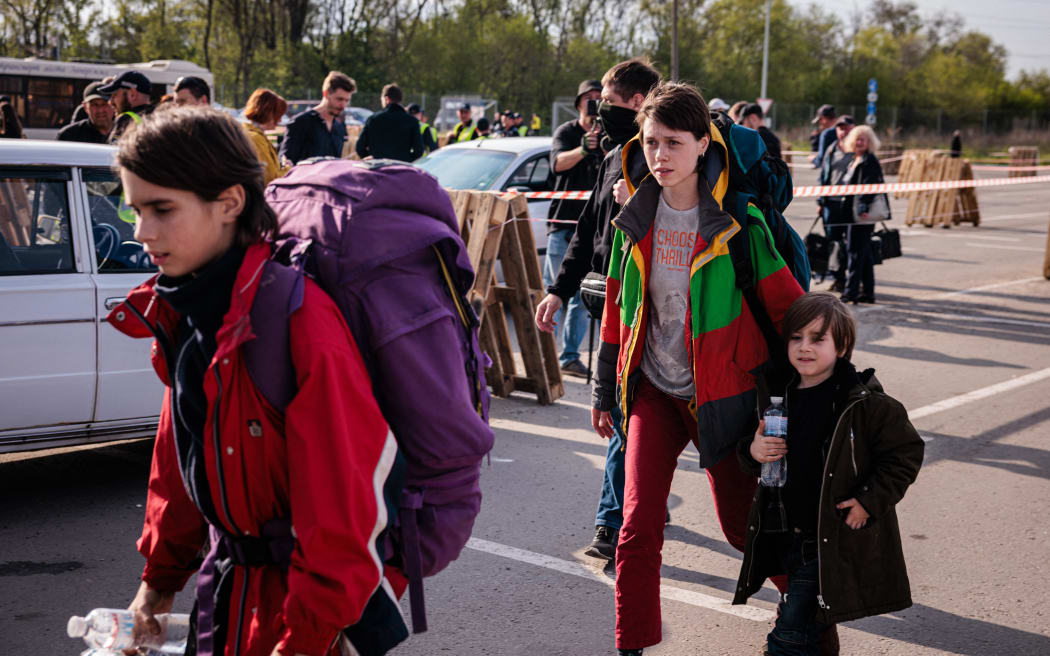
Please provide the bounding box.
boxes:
[839,125,886,303]
[0,99,24,138]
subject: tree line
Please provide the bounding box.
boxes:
[1,0,1047,130]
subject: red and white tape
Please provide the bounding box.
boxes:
[513,173,1050,201]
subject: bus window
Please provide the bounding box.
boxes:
[27,77,76,129]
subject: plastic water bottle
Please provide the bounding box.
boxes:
[760,397,788,487]
[67,608,190,653]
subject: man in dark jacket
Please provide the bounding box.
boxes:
[543,79,603,378]
[57,82,114,144]
[534,57,660,561]
[355,83,424,162]
[738,103,782,160]
[408,104,439,153]
[279,71,354,164]
[99,71,156,143]
[811,104,838,169]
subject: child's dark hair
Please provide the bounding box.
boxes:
[781,292,857,360]
[635,82,711,142]
[115,106,277,248]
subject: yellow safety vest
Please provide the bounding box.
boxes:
[117,111,145,224]
[420,122,438,149]
[453,122,477,142]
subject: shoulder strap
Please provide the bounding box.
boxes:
[431,244,485,418]
[243,259,305,412]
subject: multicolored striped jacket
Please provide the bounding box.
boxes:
[593,128,805,467]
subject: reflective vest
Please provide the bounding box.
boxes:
[420,122,438,149]
[516,125,528,137]
[453,121,477,142]
[117,111,145,224]
[530,114,541,131]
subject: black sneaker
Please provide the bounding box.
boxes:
[618,650,643,655]
[561,359,589,377]
[584,525,618,560]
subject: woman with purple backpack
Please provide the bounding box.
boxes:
[108,106,409,656]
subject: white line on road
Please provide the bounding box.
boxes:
[933,276,1044,299]
[964,243,1046,252]
[465,537,775,622]
[907,366,1050,421]
[871,307,1050,329]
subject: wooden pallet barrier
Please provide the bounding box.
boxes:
[902,151,980,227]
[1008,146,1038,178]
[448,190,564,405]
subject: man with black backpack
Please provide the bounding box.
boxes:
[535,57,660,561]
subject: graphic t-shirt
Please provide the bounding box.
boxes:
[641,195,698,399]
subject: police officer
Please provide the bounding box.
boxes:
[409,103,439,153]
[97,71,157,142]
[451,103,478,142]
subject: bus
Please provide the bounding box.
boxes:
[0,58,214,138]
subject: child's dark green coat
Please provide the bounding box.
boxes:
[733,359,925,625]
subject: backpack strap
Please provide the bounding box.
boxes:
[727,206,791,395]
[243,259,304,413]
[431,244,485,418]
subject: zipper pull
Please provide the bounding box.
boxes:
[817,595,828,609]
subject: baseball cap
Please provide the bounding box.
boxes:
[575,79,603,107]
[812,104,836,123]
[834,114,855,127]
[98,70,152,96]
[83,82,108,103]
[708,97,730,112]
[407,103,421,114]
[458,102,471,112]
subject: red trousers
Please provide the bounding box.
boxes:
[615,376,784,649]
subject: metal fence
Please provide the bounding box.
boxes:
[768,103,1050,136]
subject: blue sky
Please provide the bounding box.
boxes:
[799,0,1050,80]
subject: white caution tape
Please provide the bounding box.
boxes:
[515,173,1050,201]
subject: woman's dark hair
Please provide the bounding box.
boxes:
[115,106,276,248]
[0,101,24,138]
[635,82,711,141]
[781,292,857,361]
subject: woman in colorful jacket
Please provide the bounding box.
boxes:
[242,88,291,185]
[109,107,406,656]
[591,83,804,655]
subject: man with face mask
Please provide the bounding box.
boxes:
[535,57,661,561]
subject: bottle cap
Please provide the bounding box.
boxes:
[770,396,783,404]
[67,615,87,637]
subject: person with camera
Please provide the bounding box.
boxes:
[534,58,661,561]
[544,79,604,377]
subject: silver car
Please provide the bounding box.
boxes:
[413,136,554,254]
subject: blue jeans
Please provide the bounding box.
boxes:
[767,532,829,656]
[542,228,589,366]
[595,406,626,530]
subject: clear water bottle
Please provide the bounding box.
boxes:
[760,397,788,487]
[67,608,190,653]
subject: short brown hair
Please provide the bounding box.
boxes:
[601,57,661,103]
[635,82,711,141]
[244,88,288,124]
[781,292,857,361]
[382,83,402,104]
[323,71,357,95]
[115,107,277,248]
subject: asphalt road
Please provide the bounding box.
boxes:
[3,161,1050,656]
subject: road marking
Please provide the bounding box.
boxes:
[872,307,1050,329]
[907,366,1050,421]
[554,399,593,411]
[964,243,1046,252]
[465,537,774,622]
[933,276,1044,299]
[491,457,515,463]
[490,418,596,445]
[898,230,1020,241]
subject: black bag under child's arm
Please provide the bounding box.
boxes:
[579,271,607,320]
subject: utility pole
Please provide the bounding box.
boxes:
[672,0,679,81]
[760,0,771,98]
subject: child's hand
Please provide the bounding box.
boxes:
[749,419,787,463]
[836,498,870,529]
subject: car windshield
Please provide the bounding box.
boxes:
[415,148,516,191]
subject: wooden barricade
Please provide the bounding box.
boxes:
[876,143,903,175]
[341,125,363,160]
[902,150,980,227]
[781,142,792,167]
[448,190,564,405]
[1008,146,1038,178]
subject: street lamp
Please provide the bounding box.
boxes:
[672,0,679,81]
[760,0,771,98]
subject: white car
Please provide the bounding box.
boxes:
[0,140,161,452]
[413,136,554,254]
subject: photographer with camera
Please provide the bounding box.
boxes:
[543,79,604,377]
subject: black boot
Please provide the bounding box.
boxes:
[585,525,619,560]
[618,650,643,655]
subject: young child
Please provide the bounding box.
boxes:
[733,292,925,655]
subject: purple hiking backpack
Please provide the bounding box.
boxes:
[251,158,494,634]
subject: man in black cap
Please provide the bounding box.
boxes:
[408,104,439,154]
[737,102,782,160]
[98,70,156,142]
[451,103,478,142]
[174,76,211,107]
[355,83,423,162]
[540,78,604,379]
[57,82,115,144]
[811,103,838,168]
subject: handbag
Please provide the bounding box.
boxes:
[579,271,607,320]
[804,217,830,277]
[873,222,901,260]
[853,193,890,223]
